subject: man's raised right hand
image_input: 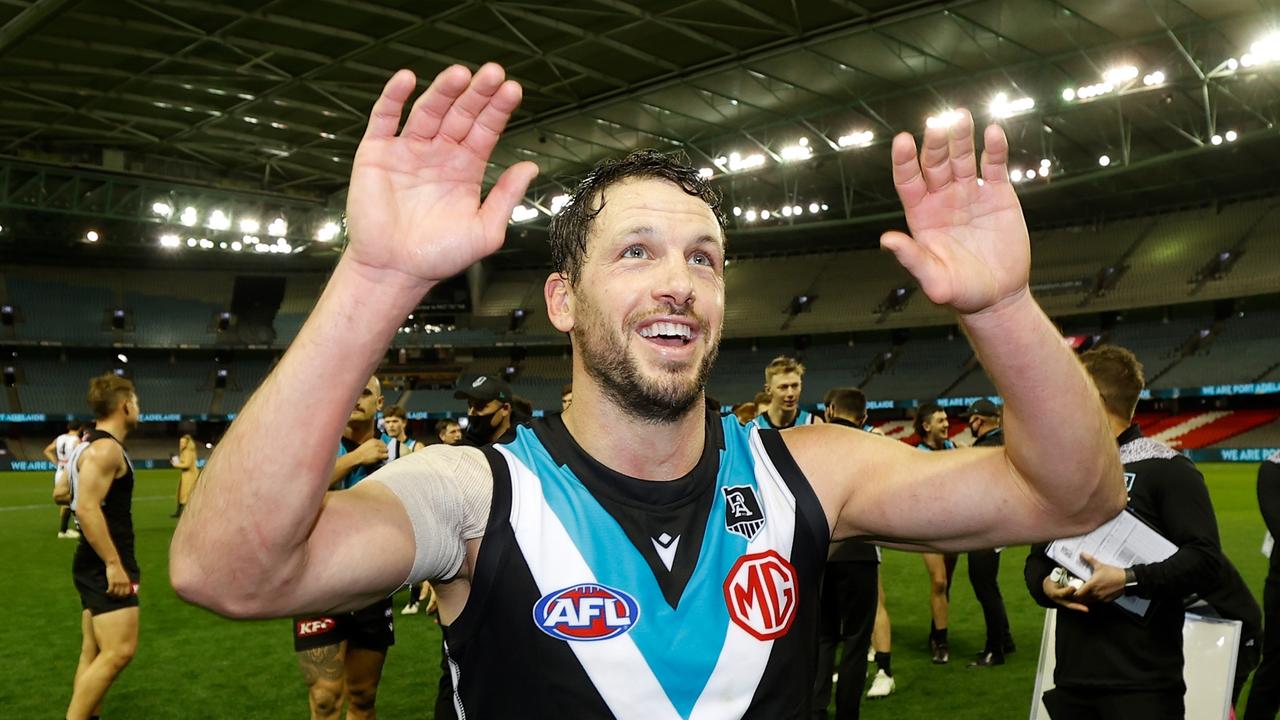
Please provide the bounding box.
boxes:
[345,63,539,288]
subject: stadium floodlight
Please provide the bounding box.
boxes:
[820,203,829,211]
[926,110,964,129]
[199,238,214,249]
[837,130,874,148]
[779,138,812,162]
[85,230,99,242]
[792,205,802,216]
[732,206,742,217]
[239,218,260,234]
[1142,70,1166,86]
[316,221,341,242]
[1010,169,1024,182]
[1026,169,1037,180]
[267,217,287,237]
[1098,155,1112,167]
[186,238,197,248]
[1041,158,1052,169]
[243,116,259,124]
[1103,65,1139,85]
[782,206,793,217]
[160,234,181,248]
[744,209,758,222]
[180,207,198,227]
[989,92,1034,118]
[698,167,714,178]
[550,194,571,214]
[117,353,128,363]
[152,201,173,217]
[218,241,228,249]
[760,210,771,220]
[255,243,269,253]
[510,205,539,223]
[1061,88,1076,102]
[1211,134,1223,145]
[1226,130,1239,142]
[207,209,231,231]
[725,152,766,172]
[231,241,243,252]
[808,202,820,214]
[1250,33,1280,64]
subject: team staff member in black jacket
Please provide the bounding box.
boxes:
[1246,450,1280,718]
[961,399,1015,668]
[1026,345,1226,719]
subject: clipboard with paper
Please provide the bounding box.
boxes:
[1045,509,1178,617]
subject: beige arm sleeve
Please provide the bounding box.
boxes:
[369,444,493,583]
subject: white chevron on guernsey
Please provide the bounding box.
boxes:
[1152,411,1232,448]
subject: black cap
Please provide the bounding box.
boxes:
[963,398,1001,418]
[454,375,513,404]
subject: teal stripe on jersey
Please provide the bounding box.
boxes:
[504,420,754,719]
[750,409,814,430]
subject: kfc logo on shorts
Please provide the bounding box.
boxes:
[723,550,798,641]
[722,485,765,540]
[296,617,337,638]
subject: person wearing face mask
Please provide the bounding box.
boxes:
[454,375,516,447]
[960,399,1016,668]
[812,388,895,718]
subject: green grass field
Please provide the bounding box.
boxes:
[1,464,1269,718]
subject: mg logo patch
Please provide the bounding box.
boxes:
[533,584,640,642]
[723,550,798,641]
[722,485,765,540]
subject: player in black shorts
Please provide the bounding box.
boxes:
[292,376,394,720]
[66,374,142,720]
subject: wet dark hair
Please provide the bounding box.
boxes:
[548,149,725,285]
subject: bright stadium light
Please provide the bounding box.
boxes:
[117,353,128,363]
[744,209,758,222]
[1061,88,1076,102]
[724,152,766,172]
[207,209,231,231]
[732,206,742,217]
[779,138,813,162]
[1026,169,1037,179]
[1226,130,1239,142]
[791,205,802,216]
[989,92,1034,118]
[1098,154,1112,167]
[1142,70,1166,86]
[231,241,243,252]
[550,194,571,214]
[160,234,180,248]
[760,209,771,220]
[85,230,99,242]
[926,110,964,129]
[782,206,793,217]
[315,221,341,242]
[1250,33,1280,64]
[180,207,198,227]
[267,217,287,237]
[698,167,714,178]
[1211,134,1223,145]
[186,238,197,248]
[1010,169,1024,182]
[808,202,820,214]
[239,218,260,234]
[218,241,228,249]
[255,243,269,253]
[837,130,874,148]
[152,202,173,217]
[1103,65,1139,85]
[510,205,538,223]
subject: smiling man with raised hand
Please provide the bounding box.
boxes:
[171,62,1125,719]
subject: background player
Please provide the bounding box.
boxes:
[66,374,141,720]
[960,399,1015,668]
[381,405,417,461]
[752,355,821,429]
[169,434,198,518]
[46,419,81,538]
[293,376,394,720]
[914,401,958,663]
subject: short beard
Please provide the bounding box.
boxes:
[573,297,719,425]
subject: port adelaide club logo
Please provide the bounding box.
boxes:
[533,584,641,642]
[722,485,766,540]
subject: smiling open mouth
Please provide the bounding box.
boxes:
[638,321,694,346]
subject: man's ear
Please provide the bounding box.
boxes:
[546,272,574,333]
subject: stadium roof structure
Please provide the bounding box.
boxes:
[0,0,1278,268]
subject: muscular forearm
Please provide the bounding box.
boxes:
[171,256,431,612]
[330,453,366,488]
[77,506,122,567]
[960,291,1124,530]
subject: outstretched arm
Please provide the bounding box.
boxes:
[170,63,537,618]
[790,111,1125,552]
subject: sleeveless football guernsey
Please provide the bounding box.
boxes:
[441,408,829,718]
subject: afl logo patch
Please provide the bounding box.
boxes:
[723,550,798,641]
[722,485,765,540]
[533,584,640,642]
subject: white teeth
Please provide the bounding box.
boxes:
[639,321,693,339]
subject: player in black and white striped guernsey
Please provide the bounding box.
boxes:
[173,64,1127,719]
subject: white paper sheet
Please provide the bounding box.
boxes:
[1045,510,1178,616]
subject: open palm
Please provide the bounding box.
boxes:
[345,64,538,286]
[881,112,1031,315]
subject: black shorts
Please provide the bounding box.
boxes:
[293,597,395,652]
[72,544,140,616]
